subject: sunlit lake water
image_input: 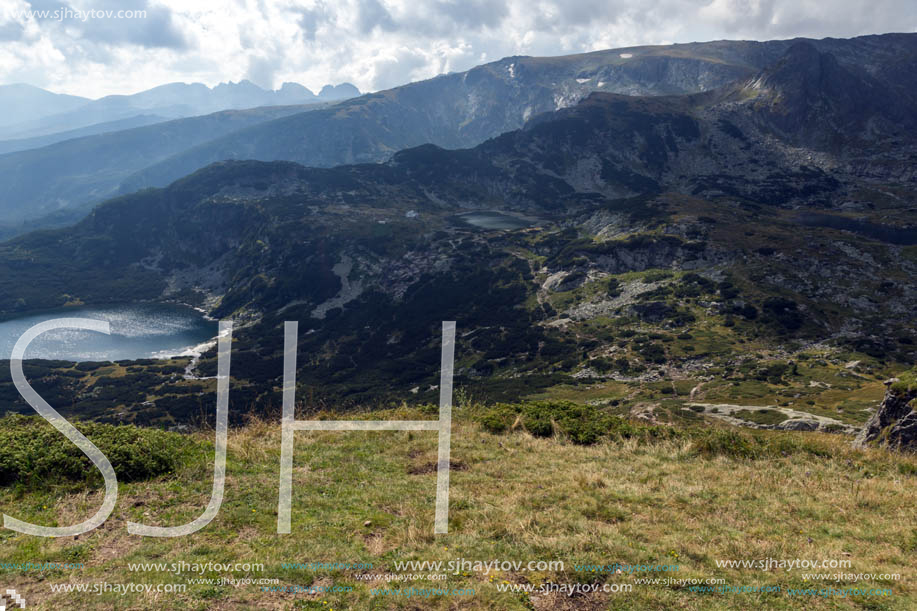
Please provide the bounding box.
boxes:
[456,211,537,230]
[0,303,216,362]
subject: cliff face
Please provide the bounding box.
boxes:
[855,374,917,451]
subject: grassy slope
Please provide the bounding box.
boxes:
[1,409,915,610]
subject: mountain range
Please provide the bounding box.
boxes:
[4,17,917,611]
[0,104,324,236]
[0,80,360,141]
[0,35,914,421]
[3,33,914,239]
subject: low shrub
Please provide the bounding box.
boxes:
[473,400,678,445]
[0,414,201,489]
[471,402,846,460]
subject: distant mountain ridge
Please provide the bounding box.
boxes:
[0,83,89,128]
[0,104,320,231]
[0,79,360,141]
[0,38,915,409]
[0,33,914,235]
[0,114,167,156]
[2,40,915,319]
[94,33,917,191]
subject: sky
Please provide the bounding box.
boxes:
[0,0,915,99]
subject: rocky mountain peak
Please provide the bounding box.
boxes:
[748,41,840,93]
[735,41,910,149]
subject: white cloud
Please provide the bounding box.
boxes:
[0,0,914,97]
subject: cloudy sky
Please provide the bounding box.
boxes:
[0,0,914,98]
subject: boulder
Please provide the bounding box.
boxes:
[777,419,819,432]
[544,270,589,293]
[854,376,917,451]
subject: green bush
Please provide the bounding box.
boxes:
[643,270,672,282]
[476,405,517,434]
[473,400,677,445]
[606,278,621,297]
[0,414,200,489]
[520,403,557,438]
[637,342,666,364]
[762,297,805,331]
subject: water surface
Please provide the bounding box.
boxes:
[455,211,538,230]
[793,213,917,245]
[0,303,215,362]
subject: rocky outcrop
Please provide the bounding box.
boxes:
[854,376,917,451]
[544,270,588,292]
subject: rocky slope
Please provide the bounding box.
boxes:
[3,34,915,235]
[0,41,915,424]
[855,372,917,450]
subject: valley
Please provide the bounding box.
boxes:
[0,39,915,431]
[0,25,916,611]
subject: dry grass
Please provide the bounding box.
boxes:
[0,409,914,610]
